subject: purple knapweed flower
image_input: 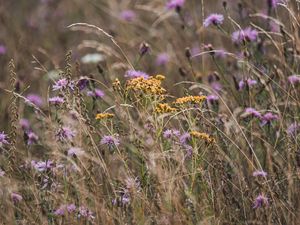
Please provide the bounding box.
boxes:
[27,132,39,145]
[87,88,105,98]
[53,78,69,91]
[239,79,257,90]
[77,77,89,91]
[125,70,149,79]
[20,118,30,130]
[56,127,75,141]
[101,135,120,148]
[288,75,300,85]
[120,10,136,22]
[260,112,279,126]
[54,205,66,216]
[206,94,219,103]
[67,204,76,213]
[11,193,23,203]
[68,147,84,157]
[166,0,185,10]
[78,206,95,220]
[211,81,222,92]
[232,27,258,44]
[287,122,299,137]
[253,194,269,209]
[203,14,224,27]
[0,44,7,55]
[245,107,262,118]
[179,132,191,145]
[26,94,43,107]
[183,144,193,158]
[31,160,54,172]
[156,53,170,66]
[0,131,9,147]
[163,129,181,139]
[253,170,267,177]
[49,96,65,105]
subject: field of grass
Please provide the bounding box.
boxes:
[0,0,299,224]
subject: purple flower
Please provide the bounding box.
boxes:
[11,193,23,203]
[77,77,89,91]
[78,206,95,220]
[179,132,190,145]
[87,89,105,98]
[0,131,9,147]
[56,127,75,141]
[31,160,54,172]
[156,53,170,66]
[27,131,39,145]
[203,14,224,27]
[245,107,262,118]
[0,168,5,177]
[54,205,66,216]
[20,119,30,130]
[253,194,268,209]
[120,10,136,22]
[0,44,7,55]
[287,122,299,137]
[211,81,222,92]
[288,75,300,85]
[125,70,149,79]
[207,94,219,103]
[183,144,193,158]
[101,135,120,148]
[68,147,84,157]
[239,79,257,90]
[232,27,258,44]
[53,78,69,91]
[49,96,65,105]
[268,0,280,8]
[260,112,279,126]
[67,204,76,213]
[163,129,180,139]
[253,170,267,177]
[166,0,185,10]
[26,94,43,107]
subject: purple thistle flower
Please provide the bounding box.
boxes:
[54,205,66,216]
[206,94,219,103]
[125,70,149,79]
[120,10,136,22]
[52,78,69,91]
[0,44,6,55]
[268,0,280,8]
[232,27,259,44]
[203,14,224,27]
[67,204,76,213]
[56,127,75,141]
[166,0,185,10]
[26,94,43,107]
[253,194,269,209]
[20,118,30,130]
[245,107,262,118]
[27,131,39,145]
[49,96,65,105]
[101,135,120,148]
[77,77,89,91]
[11,193,23,203]
[78,206,95,220]
[156,53,170,66]
[163,129,181,139]
[211,81,222,92]
[260,112,279,126]
[253,170,267,177]
[179,132,190,145]
[68,147,84,157]
[0,131,9,147]
[183,144,193,158]
[87,89,105,98]
[239,79,257,90]
[288,75,300,85]
[287,122,299,137]
[31,160,54,172]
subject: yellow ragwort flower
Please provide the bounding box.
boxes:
[95,113,114,120]
[126,76,166,95]
[112,78,121,91]
[174,95,206,105]
[155,103,177,114]
[190,131,215,144]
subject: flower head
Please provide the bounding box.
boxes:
[253,194,269,209]
[77,77,89,91]
[11,193,23,203]
[125,70,149,79]
[0,131,9,147]
[101,135,120,148]
[20,118,30,130]
[287,122,299,137]
[120,10,136,22]
[26,94,43,107]
[253,170,267,177]
[156,53,170,66]
[49,96,65,105]
[203,14,224,27]
[31,160,54,172]
[87,89,105,98]
[166,0,185,10]
[95,113,114,120]
[56,127,75,142]
[155,103,177,114]
[232,27,258,44]
[245,107,262,118]
[174,95,206,105]
[163,129,181,139]
[260,112,279,126]
[68,147,84,157]
[288,75,300,85]
[0,44,6,55]
[53,78,70,91]
[27,131,39,145]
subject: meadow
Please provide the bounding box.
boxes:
[0,0,299,224]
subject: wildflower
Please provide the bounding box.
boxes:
[211,81,222,92]
[190,131,215,144]
[179,132,190,145]
[113,78,121,91]
[239,79,257,90]
[20,118,30,130]
[155,103,176,114]
[174,95,206,105]
[183,144,193,158]
[101,135,120,148]
[68,147,84,157]
[95,113,114,120]
[287,122,299,137]
[166,0,185,10]
[139,42,150,56]
[260,112,279,126]
[0,44,6,55]
[206,94,219,103]
[156,53,170,66]
[203,14,224,27]
[77,76,89,91]
[244,107,262,118]
[126,76,166,95]
[120,10,136,22]
[31,160,54,172]
[78,206,95,220]
[27,131,39,145]
[54,205,66,216]
[253,170,267,177]
[56,127,76,142]
[87,89,105,98]
[288,75,300,85]
[232,27,258,44]
[125,70,149,79]
[11,193,23,203]
[253,194,269,209]
[0,131,9,147]
[67,204,76,213]
[163,129,181,139]
[26,94,43,107]
[53,78,69,91]
[0,169,4,177]
[268,0,280,8]
[49,96,65,105]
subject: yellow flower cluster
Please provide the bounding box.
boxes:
[155,103,177,114]
[174,95,206,105]
[190,131,215,144]
[126,75,166,95]
[112,78,121,91]
[95,113,114,120]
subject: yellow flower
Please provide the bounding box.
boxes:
[126,76,166,95]
[155,103,177,114]
[95,113,114,120]
[190,131,215,144]
[113,78,121,91]
[174,95,206,105]
[154,74,165,81]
